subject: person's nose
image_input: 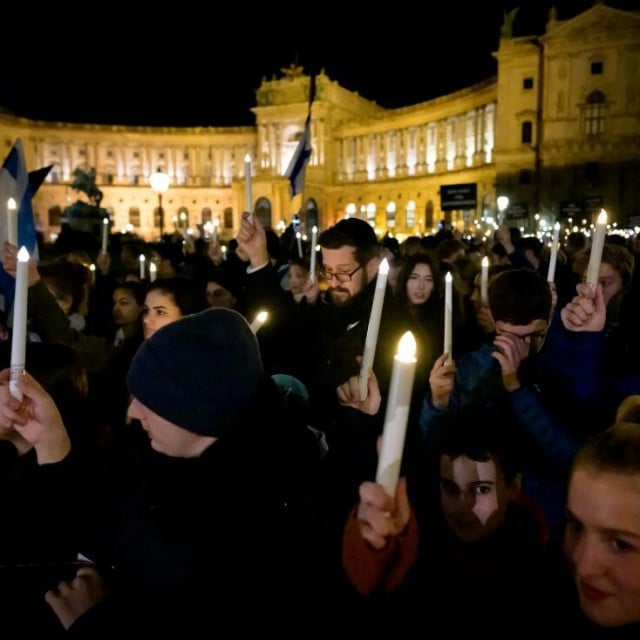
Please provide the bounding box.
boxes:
[570,533,605,579]
[127,397,142,421]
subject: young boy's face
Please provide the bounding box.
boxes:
[439,454,519,543]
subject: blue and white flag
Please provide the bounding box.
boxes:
[0,138,43,312]
[284,75,316,199]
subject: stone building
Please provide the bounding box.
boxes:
[0,1,638,243]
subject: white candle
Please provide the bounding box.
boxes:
[444,271,453,365]
[309,225,318,282]
[376,331,417,498]
[10,247,29,401]
[89,263,96,285]
[358,257,390,400]
[101,217,109,253]
[149,262,157,282]
[139,254,146,280]
[586,210,607,289]
[250,310,268,334]
[296,231,303,258]
[480,256,489,305]
[547,222,560,283]
[7,198,17,246]
[244,153,253,222]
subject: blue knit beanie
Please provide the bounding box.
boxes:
[127,308,264,437]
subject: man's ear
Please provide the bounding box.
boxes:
[365,255,381,283]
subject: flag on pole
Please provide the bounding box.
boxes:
[284,75,316,199]
[0,138,49,312]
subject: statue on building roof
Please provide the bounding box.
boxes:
[500,7,520,38]
[281,62,304,79]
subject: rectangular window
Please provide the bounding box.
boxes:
[129,209,140,227]
[590,61,603,75]
[521,121,533,144]
[523,77,534,89]
[584,104,605,135]
[223,207,233,229]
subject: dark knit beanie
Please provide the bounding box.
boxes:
[127,308,263,437]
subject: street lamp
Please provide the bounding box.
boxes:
[150,167,170,240]
[496,195,509,225]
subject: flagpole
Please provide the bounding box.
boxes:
[285,73,315,233]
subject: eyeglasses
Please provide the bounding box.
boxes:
[319,265,363,283]
[497,329,548,355]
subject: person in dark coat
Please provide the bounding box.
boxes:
[0,308,326,636]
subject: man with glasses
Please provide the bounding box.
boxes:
[301,218,407,517]
[236,214,406,552]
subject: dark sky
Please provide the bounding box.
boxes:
[1,0,638,128]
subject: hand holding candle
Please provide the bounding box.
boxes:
[10,247,29,401]
[585,210,607,290]
[376,331,417,498]
[546,222,560,283]
[149,262,157,282]
[359,258,389,400]
[7,198,17,246]
[444,271,453,365]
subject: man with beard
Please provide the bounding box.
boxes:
[294,217,406,520]
[237,215,406,527]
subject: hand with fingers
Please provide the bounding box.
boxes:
[45,565,109,630]
[337,358,382,415]
[355,478,411,550]
[561,282,606,332]
[491,332,529,392]
[428,353,456,410]
[0,368,70,464]
[236,212,269,268]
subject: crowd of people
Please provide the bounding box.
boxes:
[0,211,639,636]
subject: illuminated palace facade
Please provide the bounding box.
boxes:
[1,2,639,242]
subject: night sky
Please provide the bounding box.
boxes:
[1,0,637,128]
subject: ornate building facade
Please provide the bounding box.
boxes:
[0,2,638,242]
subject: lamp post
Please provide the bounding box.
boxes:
[150,168,170,240]
[496,195,509,226]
